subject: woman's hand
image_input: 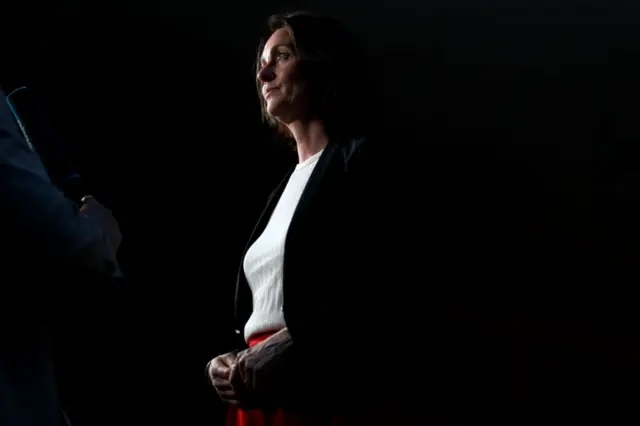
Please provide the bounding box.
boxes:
[229,328,294,406]
[206,351,241,404]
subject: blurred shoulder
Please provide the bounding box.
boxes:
[336,133,416,183]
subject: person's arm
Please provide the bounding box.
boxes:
[0,87,121,279]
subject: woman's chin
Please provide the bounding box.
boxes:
[266,102,283,118]
[267,100,296,122]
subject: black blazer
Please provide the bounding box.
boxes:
[232,136,427,406]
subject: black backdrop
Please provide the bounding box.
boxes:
[3,0,640,423]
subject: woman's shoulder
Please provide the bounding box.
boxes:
[336,136,367,163]
[336,133,407,175]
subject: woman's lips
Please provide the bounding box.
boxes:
[263,87,278,98]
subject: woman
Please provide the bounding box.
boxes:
[206,11,423,426]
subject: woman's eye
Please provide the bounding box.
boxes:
[276,52,290,61]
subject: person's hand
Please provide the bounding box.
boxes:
[207,351,241,405]
[229,329,293,407]
[80,195,122,252]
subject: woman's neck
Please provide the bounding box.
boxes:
[287,119,329,163]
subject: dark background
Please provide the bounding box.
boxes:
[3,0,640,423]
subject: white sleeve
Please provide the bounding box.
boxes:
[0,88,121,277]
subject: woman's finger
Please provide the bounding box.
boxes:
[229,365,250,397]
[214,380,233,392]
[210,363,231,380]
[229,363,241,386]
[218,389,239,401]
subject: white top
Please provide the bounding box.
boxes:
[242,149,324,342]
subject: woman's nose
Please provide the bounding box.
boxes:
[258,66,276,83]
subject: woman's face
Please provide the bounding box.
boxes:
[258,28,310,124]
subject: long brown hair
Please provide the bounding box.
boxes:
[255,12,378,148]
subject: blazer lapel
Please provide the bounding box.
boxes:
[287,142,341,234]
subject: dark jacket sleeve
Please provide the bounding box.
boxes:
[282,140,432,404]
[0,88,122,302]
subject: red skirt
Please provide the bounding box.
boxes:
[225,331,341,426]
